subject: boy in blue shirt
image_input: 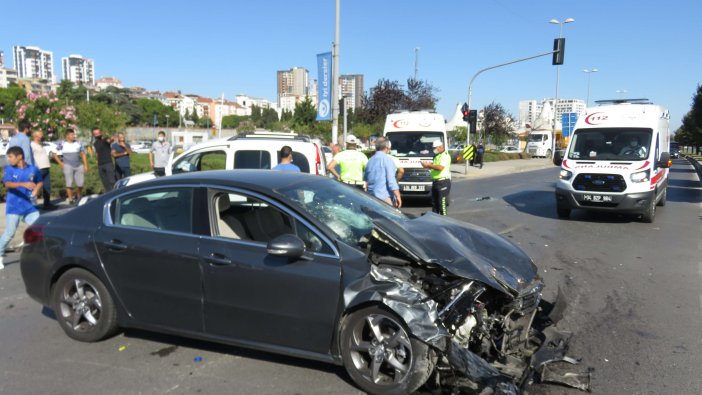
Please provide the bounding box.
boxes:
[0,146,43,269]
[272,146,301,172]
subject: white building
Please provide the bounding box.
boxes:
[95,77,123,90]
[62,55,95,85]
[0,68,18,88]
[277,67,308,105]
[340,74,364,111]
[0,50,4,68]
[12,46,55,82]
[518,98,586,130]
[235,94,275,115]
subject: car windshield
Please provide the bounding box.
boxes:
[386,132,443,157]
[276,178,406,248]
[528,134,545,142]
[567,128,652,161]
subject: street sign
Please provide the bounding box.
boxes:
[561,112,578,137]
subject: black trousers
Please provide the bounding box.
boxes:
[431,179,451,215]
[98,163,115,192]
[40,168,51,206]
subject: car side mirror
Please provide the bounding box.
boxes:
[267,234,305,260]
[659,152,671,168]
[553,150,563,166]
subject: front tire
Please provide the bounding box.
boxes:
[546,149,552,158]
[641,195,656,223]
[340,306,434,395]
[657,188,667,207]
[557,207,571,219]
[51,268,119,342]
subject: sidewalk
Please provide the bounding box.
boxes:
[450,158,554,180]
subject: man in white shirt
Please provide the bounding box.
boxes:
[53,129,89,205]
[30,130,56,210]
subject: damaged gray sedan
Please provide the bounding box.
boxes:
[20,171,585,394]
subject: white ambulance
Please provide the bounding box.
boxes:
[554,99,672,222]
[384,111,448,199]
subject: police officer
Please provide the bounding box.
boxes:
[422,139,451,215]
[326,135,368,190]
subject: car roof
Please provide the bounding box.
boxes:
[126,169,322,194]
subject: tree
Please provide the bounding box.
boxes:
[449,126,467,146]
[0,85,27,122]
[221,115,249,129]
[191,108,200,124]
[281,109,293,122]
[14,91,78,139]
[480,102,515,146]
[292,97,317,129]
[677,84,702,147]
[76,101,128,135]
[260,107,279,129]
[135,98,179,128]
[250,105,262,125]
[358,78,440,127]
[405,78,439,111]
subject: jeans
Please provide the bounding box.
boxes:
[40,168,51,206]
[98,163,115,192]
[0,211,40,256]
[115,164,131,180]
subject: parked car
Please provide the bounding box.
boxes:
[498,146,520,153]
[130,141,153,154]
[43,141,62,158]
[321,145,333,164]
[0,139,9,156]
[114,132,328,188]
[20,170,575,394]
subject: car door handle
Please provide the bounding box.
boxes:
[204,253,232,266]
[105,240,127,251]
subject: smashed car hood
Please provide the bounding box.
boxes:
[372,213,538,295]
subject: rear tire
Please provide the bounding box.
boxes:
[656,188,667,207]
[51,268,119,342]
[557,207,571,219]
[641,195,656,223]
[340,306,434,395]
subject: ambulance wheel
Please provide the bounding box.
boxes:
[656,188,667,207]
[641,196,656,223]
[556,207,571,219]
[546,149,552,158]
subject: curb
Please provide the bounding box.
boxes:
[684,155,702,182]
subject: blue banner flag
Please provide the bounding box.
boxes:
[316,52,332,121]
[561,112,578,137]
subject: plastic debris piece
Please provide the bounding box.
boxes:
[194,356,203,363]
[118,345,126,352]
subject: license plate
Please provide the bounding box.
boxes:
[403,185,425,192]
[582,194,613,202]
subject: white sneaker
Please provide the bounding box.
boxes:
[0,256,4,270]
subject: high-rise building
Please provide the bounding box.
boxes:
[12,46,55,82]
[277,67,308,104]
[519,98,586,129]
[62,55,95,85]
[0,50,4,68]
[340,74,364,110]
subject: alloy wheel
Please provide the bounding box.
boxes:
[58,278,103,332]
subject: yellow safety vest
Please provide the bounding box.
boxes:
[431,151,452,180]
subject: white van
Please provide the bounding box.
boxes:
[383,111,448,198]
[526,131,553,157]
[115,132,327,188]
[554,100,672,222]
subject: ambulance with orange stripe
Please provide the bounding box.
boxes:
[554,99,671,223]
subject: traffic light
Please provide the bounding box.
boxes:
[461,102,470,122]
[468,110,478,134]
[552,38,565,65]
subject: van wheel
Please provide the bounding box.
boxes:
[546,149,552,158]
[641,196,656,223]
[556,207,571,219]
[656,188,667,207]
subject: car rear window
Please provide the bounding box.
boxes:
[235,150,271,169]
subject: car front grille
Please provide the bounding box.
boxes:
[572,173,627,192]
[401,168,432,182]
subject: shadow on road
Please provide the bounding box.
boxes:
[121,328,356,388]
[503,190,641,223]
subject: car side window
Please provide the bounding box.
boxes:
[173,149,227,174]
[211,190,332,254]
[234,150,271,169]
[112,188,193,233]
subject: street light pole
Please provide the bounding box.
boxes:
[342,96,348,147]
[331,0,341,144]
[583,68,598,107]
[549,17,574,159]
[414,47,420,80]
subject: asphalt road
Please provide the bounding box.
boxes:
[1,159,700,394]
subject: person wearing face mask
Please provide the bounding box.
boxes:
[421,139,452,215]
[619,136,647,158]
[150,131,173,177]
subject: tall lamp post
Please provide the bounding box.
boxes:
[583,68,598,107]
[549,17,574,158]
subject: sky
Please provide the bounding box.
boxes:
[2,0,700,130]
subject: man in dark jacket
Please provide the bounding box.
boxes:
[92,128,115,192]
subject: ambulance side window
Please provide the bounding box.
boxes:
[654,138,660,169]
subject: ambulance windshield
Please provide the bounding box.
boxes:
[567,128,652,161]
[386,132,444,157]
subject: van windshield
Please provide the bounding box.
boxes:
[386,132,444,157]
[528,134,546,142]
[567,128,652,161]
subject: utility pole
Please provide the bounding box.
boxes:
[331,0,341,144]
[414,47,420,80]
[342,96,348,146]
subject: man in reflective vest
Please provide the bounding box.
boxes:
[421,139,451,215]
[326,135,368,190]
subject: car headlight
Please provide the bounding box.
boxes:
[559,170,573,180]
[630,169,650,183]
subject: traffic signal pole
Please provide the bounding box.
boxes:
[464,47,561,175]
